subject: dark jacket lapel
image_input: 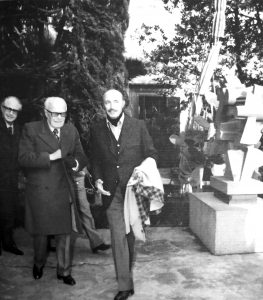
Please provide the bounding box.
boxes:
[60,123,73,155]
[98,115,133,158]
[38,119,60,151]
[0,115,7,133]
[101,119,117,158]
[119,115,133,154]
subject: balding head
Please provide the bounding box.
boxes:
[103,89,126,119]
[103,89,123,102]
[44,97,67,129]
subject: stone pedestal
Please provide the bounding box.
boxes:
[210,176,263,196]
[189,192,263,255]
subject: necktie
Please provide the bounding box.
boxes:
[53,128,59,140]
[7,126,13,135]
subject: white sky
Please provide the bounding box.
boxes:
[124,0,181,59]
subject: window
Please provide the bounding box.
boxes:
[139,95,167,119]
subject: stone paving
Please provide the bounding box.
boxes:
[1,227,263,300]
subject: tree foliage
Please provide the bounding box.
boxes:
[0,0,130,142]
[138,0,263,96]
[125,58,147,80]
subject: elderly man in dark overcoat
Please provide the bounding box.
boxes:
[19,97,87,285]
[90,89,158,300]
[0,96,24,256]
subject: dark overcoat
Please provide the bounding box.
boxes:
[90,114,158,209]
[18,119,87,235]
[0,115,21,191]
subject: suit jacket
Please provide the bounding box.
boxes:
[90,114,158,209]
[0,115,21,191]
[18,119,87,235]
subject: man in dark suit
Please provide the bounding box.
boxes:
[19,97,87,285]
[0,96,24,256]
[90,89,158,300]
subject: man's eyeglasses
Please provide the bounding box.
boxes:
[45,109,67,118]
[2,105,20,114]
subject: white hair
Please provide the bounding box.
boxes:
[44,97,67,111]
[3,96,22,110]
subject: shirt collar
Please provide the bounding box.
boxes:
[48,124,60,134]
[5,121,13,128]
[106,113,125,128]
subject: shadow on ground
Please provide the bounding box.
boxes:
[1,227,263,300]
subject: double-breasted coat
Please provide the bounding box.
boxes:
[90,114,158,209]
[18,119,87,235]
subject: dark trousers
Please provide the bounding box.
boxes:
[106,185,135,291]
[33,234,72,276]
[0,190,17,246]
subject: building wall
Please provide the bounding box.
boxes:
[128,83,181,168]
[128,84,162,118]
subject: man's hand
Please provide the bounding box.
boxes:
[133,170,143,182]
[63,155,77,169]
[95,179,111,196]
[49,149,62,161]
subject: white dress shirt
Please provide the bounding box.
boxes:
[48,125,60,138]
[106,113,124,141]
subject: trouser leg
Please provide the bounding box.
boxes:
[106,186,134,291]
[74,176,103,249]
[55,234,71,276]
[33,235,48,268]
[127,230,135,271]
[0,190,17,247]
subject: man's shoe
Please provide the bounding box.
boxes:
[114,289,134,300]
[92,243,111,253]
[33,264,44,280]
[3,244,24,255]
[57,274,76,285]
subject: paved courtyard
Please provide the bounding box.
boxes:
[1,226,263,300]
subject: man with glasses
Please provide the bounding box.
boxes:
[0,96,24,256]
[19,97,87,285]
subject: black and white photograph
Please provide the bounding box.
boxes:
[1,0,263,299]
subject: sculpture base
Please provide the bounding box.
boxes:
[213,190,257,205]
[189,192,263,255]
[210,176,263,195]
